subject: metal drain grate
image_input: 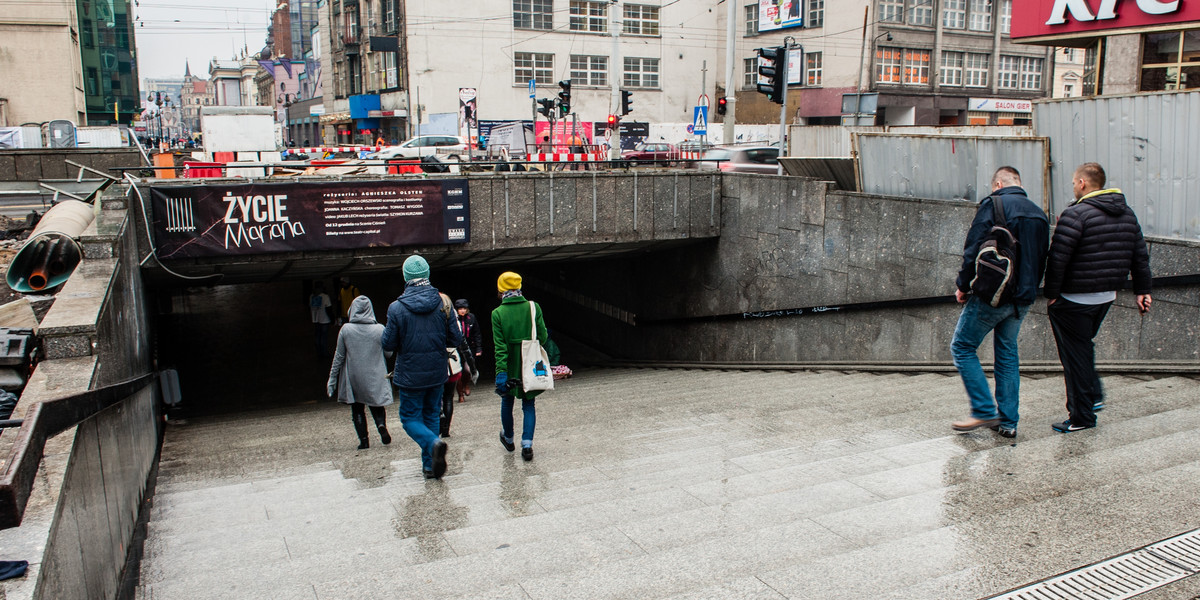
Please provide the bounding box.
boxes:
[989,529,1200,600]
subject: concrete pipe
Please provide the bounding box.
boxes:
[6,200,96,294]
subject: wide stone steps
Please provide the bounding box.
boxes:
[137,369,1200,600]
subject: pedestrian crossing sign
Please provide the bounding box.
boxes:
[693,106,708,135]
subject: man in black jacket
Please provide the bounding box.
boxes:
[951,166,1050,438]
[1044,162,1152,433]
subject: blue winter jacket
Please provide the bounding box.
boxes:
[955,185,1050,305]
[381,284,464,390]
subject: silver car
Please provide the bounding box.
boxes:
[696,146,779,174]
[369,135,469,159]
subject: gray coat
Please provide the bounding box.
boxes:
[327,296,393,407]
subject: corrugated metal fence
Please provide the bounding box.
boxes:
[1033,90,1200,240]
[854,133,1050,207]
[790,125,1034,157]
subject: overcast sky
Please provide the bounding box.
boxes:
[135,0,276,83]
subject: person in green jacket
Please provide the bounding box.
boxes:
[492,271,549,461]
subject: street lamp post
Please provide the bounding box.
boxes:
[855,30,892,125]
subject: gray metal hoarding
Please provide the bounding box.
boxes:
[1034,90,1200,240]
[853,133,1050,209]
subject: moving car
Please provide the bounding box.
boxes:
[696,146,779,174]
[369,135,469,159]
[621,142,679,165]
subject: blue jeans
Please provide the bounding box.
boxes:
[951,298,1030,429]
[397,385,442,470]
[500,394,536,447]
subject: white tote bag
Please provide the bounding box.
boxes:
[520,301,554,393]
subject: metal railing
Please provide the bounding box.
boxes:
[0,371,158,529]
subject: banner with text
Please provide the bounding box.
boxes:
[149,179,470,259]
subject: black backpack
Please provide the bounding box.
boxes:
[970,196,1020,307]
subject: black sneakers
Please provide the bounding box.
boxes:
[521,447,533,461]
[431,439,448,479]
[499,432,515,452]
[1052,419,1095,433]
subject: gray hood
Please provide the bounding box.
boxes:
[348,295,377,324]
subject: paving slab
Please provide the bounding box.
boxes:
[139,368,1200,599]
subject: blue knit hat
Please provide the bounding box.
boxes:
[402,255,430,281]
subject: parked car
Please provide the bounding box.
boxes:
[696,146,779,174]
[369,135,469,159]
[621,142,680,165]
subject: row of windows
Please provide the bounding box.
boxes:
[877,0,1012,34]
[514,1,660,35]
[745,1,823,35]
[515,52,661,88]
[877,47,1043,90]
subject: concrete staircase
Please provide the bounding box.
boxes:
[136,369,1200,600]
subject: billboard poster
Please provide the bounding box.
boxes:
[534,121,594,149]
[149,179,470,259]
[458,88,478,141]
[1011,0,1199,41]
[758,0,803,32]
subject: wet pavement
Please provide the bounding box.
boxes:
[136,364,1200,600]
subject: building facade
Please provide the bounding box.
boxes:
[733,0,1053,126]
[0,0,88,126]
[77,0,139,125]
[180,64,215,135]
[321,0,722,145]
[209,56,263,107]
[1011,0,1199,96]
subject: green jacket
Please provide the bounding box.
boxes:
[492,295,549,398]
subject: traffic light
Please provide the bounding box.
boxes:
[557,79,571,116]
[537,98,556,118]
[757,46,785,104]
[620,90,633,116]
[607,114,617,128]
[717,97,728,116]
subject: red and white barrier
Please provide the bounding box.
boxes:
[285,146,383,155]
[529,153,605,162]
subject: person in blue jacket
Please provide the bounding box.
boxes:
[381,255,463,480]
[950,166,1050,439]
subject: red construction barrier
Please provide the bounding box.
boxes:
[387,160,422,174]
[182,162,224,178]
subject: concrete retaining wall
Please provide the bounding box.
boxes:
[532,174,1200,365]
[0,189,158,600]
[0,148,141,181]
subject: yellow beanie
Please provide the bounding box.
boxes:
[497,272,522,292]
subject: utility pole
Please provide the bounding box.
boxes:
[609,0,621,160]
[777,38,793,157]
[722,0,736,144]
[700,60,707,149]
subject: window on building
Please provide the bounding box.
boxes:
[1019,57,1043,90]
[570,55,608,86]
[876,46,902,84]
[999,0,1012,35]
[1140,30,1200,91]
[876,47,930,85]
[808,0,824,27]
[744,57,758,87]
[86,68,98,96]
[1065,48,1076,61]
[943,0,965,29]
[997,55,1020,89]
[878,0,904,23]
[514,0,554,30]
[514,52,554,84]
[82,19,94,49]
[965,52,989,87]
[384,52,398,88]
[624,5,659,36]
[903,49,931,84]
[1063,83,1074,97]
[941,51,964,86]
[624,57,660,88]
[969,0,992,32]
[909,0,933,26]
[570,1,608,33]
[745,4,758,35]
[348,55,362,94]
[806,52,822,85]
[1082,42,1099,95]
[967,110,990,125]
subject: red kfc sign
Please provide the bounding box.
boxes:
[1012,0,1200,40]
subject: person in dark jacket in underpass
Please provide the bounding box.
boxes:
[381,255,463,479]
[1043,162,1152,434]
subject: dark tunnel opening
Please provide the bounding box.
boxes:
[148,248,681,418]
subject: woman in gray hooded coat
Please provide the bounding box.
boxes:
[327,295,394,449]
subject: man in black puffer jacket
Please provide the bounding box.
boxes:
[1043,162,1152,433]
